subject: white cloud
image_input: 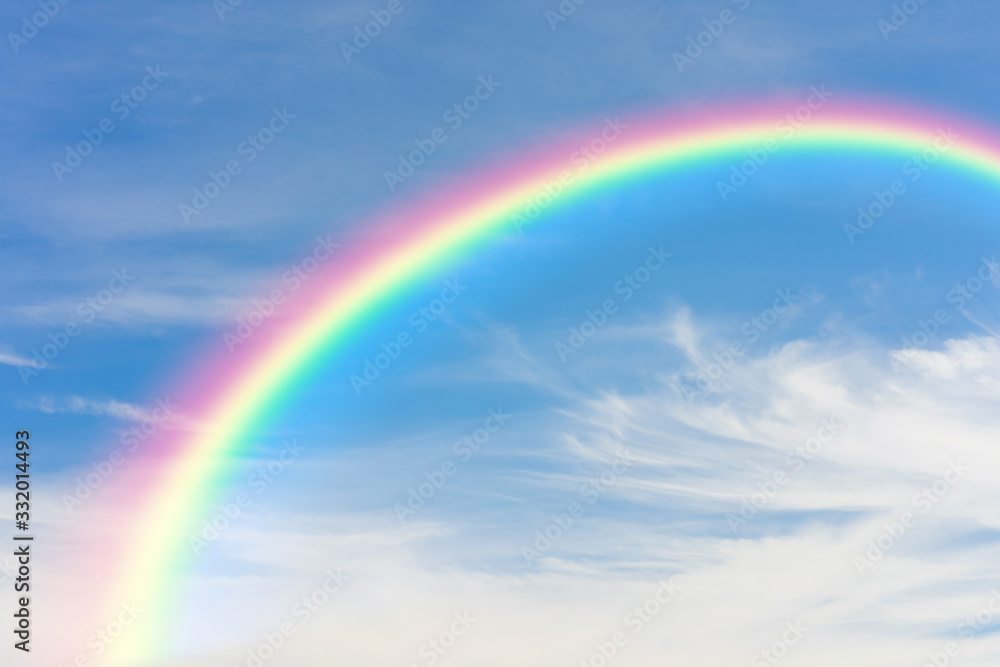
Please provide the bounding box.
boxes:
[27,313,1000,666]
[18,394,175,423]
[0,342,42,367]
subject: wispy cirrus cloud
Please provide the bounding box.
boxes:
[17,394,176,424]
[0,343,43,368]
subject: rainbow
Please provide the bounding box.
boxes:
[93,98,1000,664]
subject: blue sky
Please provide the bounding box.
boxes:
[3,1,1000,665]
